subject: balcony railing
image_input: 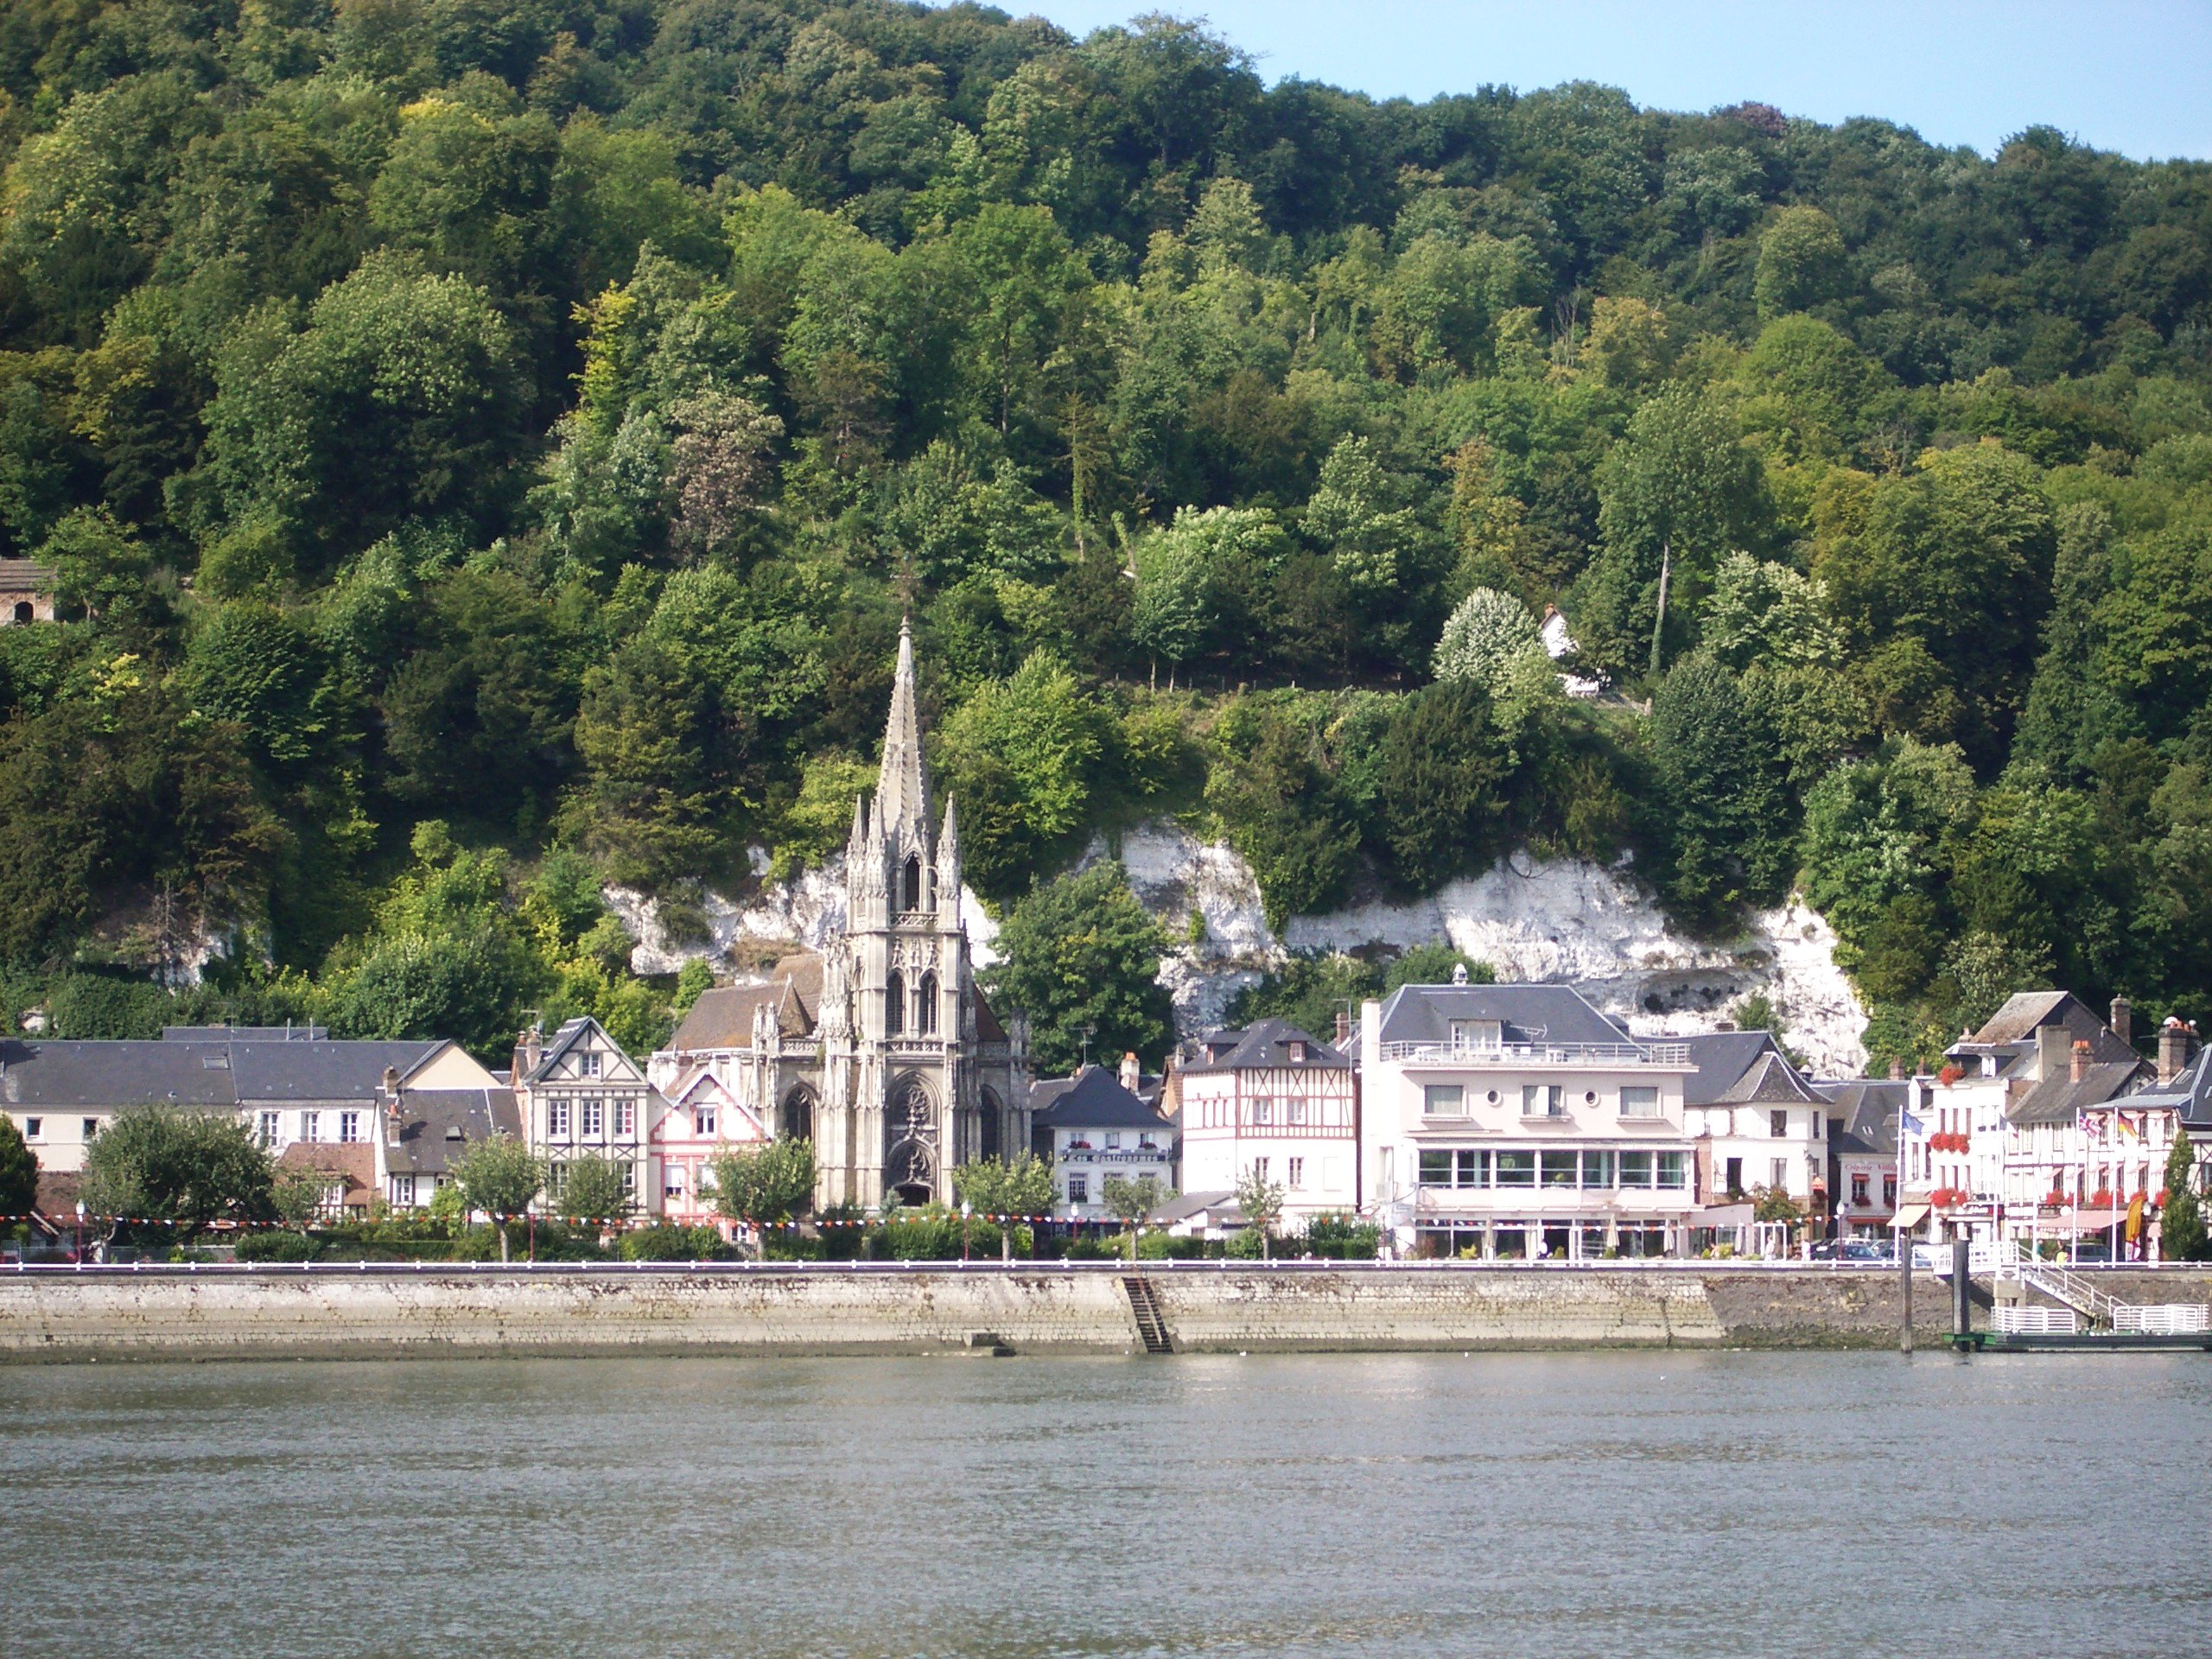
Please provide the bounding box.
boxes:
[1380,1040,1688,1066]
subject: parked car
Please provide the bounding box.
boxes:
[1843,1239,1893,1262]
[2069,1241,2114,1264]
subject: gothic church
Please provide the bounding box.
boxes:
[655,622,1030,1208]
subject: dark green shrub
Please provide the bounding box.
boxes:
[236,1230,322,1262]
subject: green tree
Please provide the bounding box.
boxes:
[447,1134,543,1262]
[1370,681,1513,893]
[936,652,1104,899]
[0,1113,39,1220]
[1101,1172,1167,1262]
[79,1108,276,1243]
[986,862,1173,1076]
[556,1153,633,1224]
[2163,1128,2205,1262]
[1754,206,1851,319]
[1648,655,1792,932]
[270,1166,327,1234]
[1235,1161,1287,1261]
[952,1153,1056,1262]
[706,1136,817,1258]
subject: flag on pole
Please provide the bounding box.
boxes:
[1901,1108,1926,1138]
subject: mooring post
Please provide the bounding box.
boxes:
[1953,1236,1972,1342]
[1900,1235,1914,1354]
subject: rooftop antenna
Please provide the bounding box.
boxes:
[1079,1023,1096,1069]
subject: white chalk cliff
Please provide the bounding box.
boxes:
[610,822,1868,1080]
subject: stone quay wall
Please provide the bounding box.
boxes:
[7,1264,2212,1363]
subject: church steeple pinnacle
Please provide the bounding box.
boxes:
[875,615,931,834]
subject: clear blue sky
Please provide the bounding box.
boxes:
[1012,2,2212,161]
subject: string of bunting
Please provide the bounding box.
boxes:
[2,1211,1071,1229]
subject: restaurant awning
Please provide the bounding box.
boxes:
[1694,1203,1755,1228]
[1890,1202,1930,1230]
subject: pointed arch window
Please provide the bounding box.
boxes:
[902,855,924,912]
[885,969,906,1037]
[916,970,938,1035]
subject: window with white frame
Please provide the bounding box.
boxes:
[620,1162,635,1196]
[548,1101,570,1136]
[1105,1132,1122,1150]
[1066,1174,1089,1205]
[1287,1099,1309,1125]
[1423,1084,1466,1117]
[1138,1133,1156,1150]
[257,1110,279,1147]
[613,1099,635,1136]
[1287,1157,1305,1188]
[83,1116,99,1141]
[339,1111,360,1144]
[1522,1084,1564,1118]
[1770,1109,1789,1137]
[23,1117,41,1140]
[1619,1151,1655,1188]
[1252,1156,1270,1183]
[582,1099,603,1137]
[694,1104,716,1137]
[580,1051,601,1077]
[391,1175,416,1208]
[1450,1020,1502,1051]
[1770,1158,1789,1189]
[300,1110,321,1142]
[1619,1086,1660,1118]
[1253,1097,1273,1124]
[1656,1151,1688,1190]
[666,1167,686,1199]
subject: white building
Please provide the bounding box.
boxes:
[1169,1018,1357,1223]
[1359,976,1700,1259]
[1029,1058,1175,1222]
[1906,992,2145,1243]
[1681,1030,1831,1231]
[648,1064,765,1230]
[514,1016,655,1217]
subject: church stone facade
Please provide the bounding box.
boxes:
[653,622,1029,1208]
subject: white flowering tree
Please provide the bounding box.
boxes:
[1433,586,1542,692]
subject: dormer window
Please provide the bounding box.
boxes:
[1288,1041,1306,1063]
[1450,1020,1502,1052]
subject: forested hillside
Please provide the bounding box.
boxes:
[2,1,2209,1072]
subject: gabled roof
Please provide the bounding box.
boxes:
[522,1015,648,1085]
[2005,1058,2150,1126]
[1373,983,1635,1049]
[1182,1017,1349,1073]
[1817,1079,1909,1155]
[1029,1065,1172,1130]
[668,954,822,1052]
[386,1087,520,1176]
[1681,1033,1823,1108]
[0,559,55,586]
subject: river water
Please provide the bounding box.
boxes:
[1,1350,2205,1658]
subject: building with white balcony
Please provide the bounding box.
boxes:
[1170,1018,1356,1223]
[1030,1058,1174,1222]
[1358,976,1700,1259]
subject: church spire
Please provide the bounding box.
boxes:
[875,615,931,834]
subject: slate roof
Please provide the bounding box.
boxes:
[387,1088,521,1177]
[2129,1046,2212,1129]
[1951,992,2136,1075]
[1682,1032,1821,1107]
[1029,1065,1173,1130]
[2005,1059,2151,1127]
[1182,1017,1349,1072]
[1818,1079,1909,1156]
[0,1036,444,1109]
[0,1039,238,1108]
[1373,983,1636,1049]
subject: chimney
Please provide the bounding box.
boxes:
[513,1024,543,1083]
[2070,1039,2090,1085]
[2160,1017,2198,1084]
[2037,1023,2071,1083]
[2110,995,2133,1051]
[1889,1058,1905,1082]
[1335,1008,1351,1046]
[1118,1051,1141,1093]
